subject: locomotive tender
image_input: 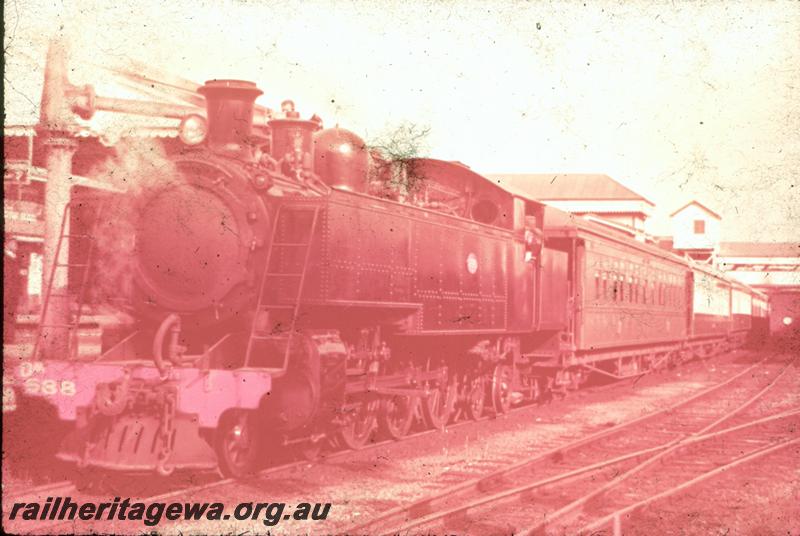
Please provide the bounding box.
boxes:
[6,79,769,478]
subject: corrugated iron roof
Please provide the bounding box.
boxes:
[4,124,178,139]
[718,242,800,258]
[485,173,654,205]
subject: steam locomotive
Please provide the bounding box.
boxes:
[6,79,769,478]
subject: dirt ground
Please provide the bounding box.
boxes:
[5,350,797,535]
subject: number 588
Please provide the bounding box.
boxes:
[23,379,76,397]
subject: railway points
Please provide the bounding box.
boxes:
[350,354,798,535]
[8,349,791,535]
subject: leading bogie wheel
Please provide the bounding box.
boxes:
[216,410,259,478]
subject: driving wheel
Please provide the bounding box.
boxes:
[378,395,417,440]
[464,374,486,421]
[422,370,458,430]
[491,364,513,415]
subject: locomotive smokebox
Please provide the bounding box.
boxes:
[313,128,369,192]
[198,80,263,155]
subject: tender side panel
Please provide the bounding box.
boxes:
[578,236,688,350]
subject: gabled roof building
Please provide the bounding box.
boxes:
[669,200,722,260]
[485,173,654,232]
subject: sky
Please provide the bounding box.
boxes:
[4,0,799,241]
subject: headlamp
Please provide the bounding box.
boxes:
[179,114,208,146]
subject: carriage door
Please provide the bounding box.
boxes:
[686,270,694,337]
[539,240,570,331]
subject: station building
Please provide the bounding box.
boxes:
[668,201,721,262]
[486,173,654,234]
[3,125,177,347]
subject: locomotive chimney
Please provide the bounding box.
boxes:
[198,79,263,155]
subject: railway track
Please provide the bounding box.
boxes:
[3,347,686,505]
[2,351,778,534]
[350,354,798,535]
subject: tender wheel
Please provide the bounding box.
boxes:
[216,410,259,478]
[422,371,458,430]
[338,398,378,450]
[491,364,513,415]
[379,395,417,440]
[464,375,486,421]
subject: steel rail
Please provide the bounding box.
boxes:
[3,481,75,502]
[582,437,800,535]
[520,355,797,535]
[46,349,686,504]
[348,353,777,534]
[3,350,760,533]
[375,407,800,534]
[13,392,534,533]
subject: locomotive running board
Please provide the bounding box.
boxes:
[345,368,445,396]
